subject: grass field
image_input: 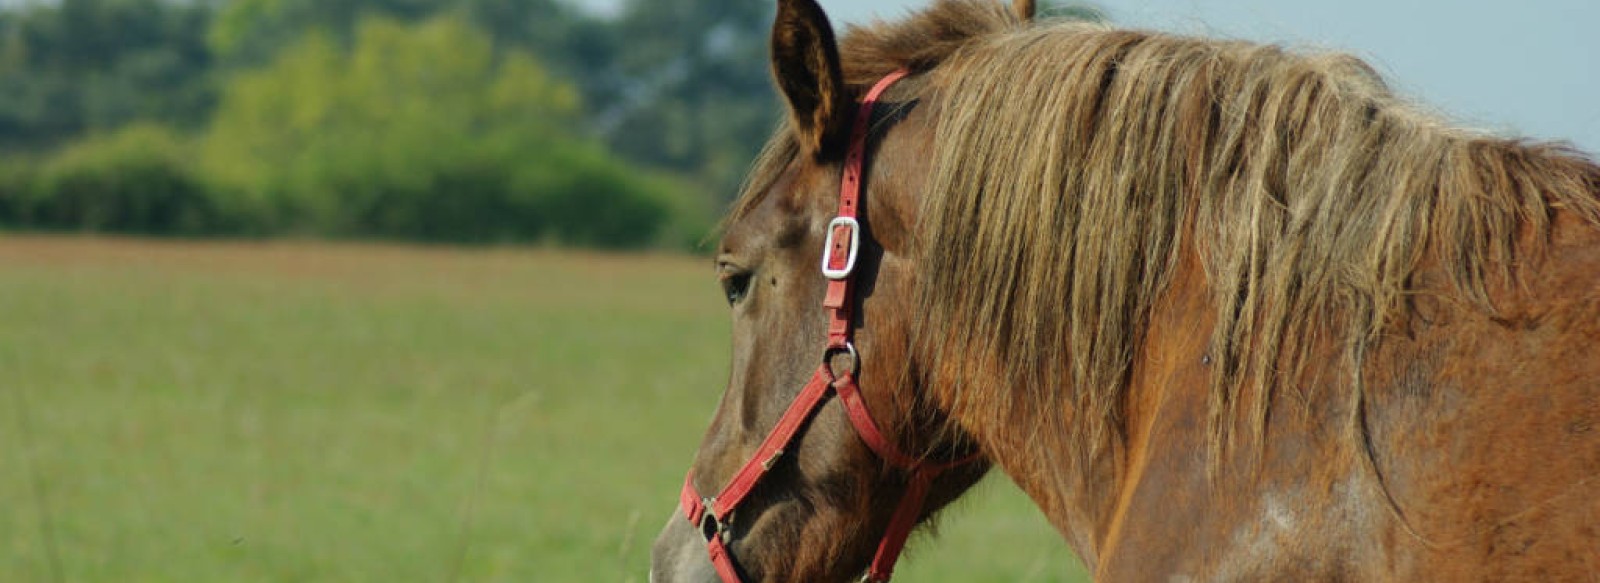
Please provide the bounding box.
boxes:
[0,235,1089,582]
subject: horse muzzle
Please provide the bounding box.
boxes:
[651,508,722,583]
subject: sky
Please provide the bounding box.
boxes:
[581,0,1599,155]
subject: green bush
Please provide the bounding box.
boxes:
[510,143,676,248]
[17,125,220,235]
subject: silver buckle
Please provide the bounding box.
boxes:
[821,217,861,280]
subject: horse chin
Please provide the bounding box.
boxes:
[649,510,720,583]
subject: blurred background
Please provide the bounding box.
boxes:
[0,0,776,249]
[0,0,1591,582]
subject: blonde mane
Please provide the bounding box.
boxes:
[904,1,1600,468]
[729,0,1600,473]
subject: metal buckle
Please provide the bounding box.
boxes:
[821,217,861,280]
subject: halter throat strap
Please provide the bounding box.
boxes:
[679,69,974,583]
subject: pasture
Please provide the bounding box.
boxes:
[0,236,1088,582]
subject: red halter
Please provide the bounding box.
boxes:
[679,70,978,582]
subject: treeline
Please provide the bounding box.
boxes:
[0,0,779,248]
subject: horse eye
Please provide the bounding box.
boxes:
[722,272,753,306]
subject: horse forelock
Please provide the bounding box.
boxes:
[906,16,1600,479]
[837,0,1027,85]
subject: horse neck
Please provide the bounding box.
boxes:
[947,237,1219,569]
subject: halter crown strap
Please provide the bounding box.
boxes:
[824,69,909,346]
[680,69,973,583]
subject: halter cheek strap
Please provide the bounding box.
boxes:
[678,70,979,583]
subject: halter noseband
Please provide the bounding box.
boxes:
[678,70,978,583]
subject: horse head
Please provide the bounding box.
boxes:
[649,1,1044,581]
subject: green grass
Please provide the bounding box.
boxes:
[0,236,1089,582]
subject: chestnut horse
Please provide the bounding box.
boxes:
[652,0,1600,580]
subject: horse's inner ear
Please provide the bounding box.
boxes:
[771,0,849,158]
[1013,0,1038,21]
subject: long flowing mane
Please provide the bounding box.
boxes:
[735,0,1600,473]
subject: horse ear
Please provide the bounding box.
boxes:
[1013,0,1038,21]
[771,0,850,157]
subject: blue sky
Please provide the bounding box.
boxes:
[582,0,1600,155]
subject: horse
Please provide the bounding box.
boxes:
[651,0,1600,580]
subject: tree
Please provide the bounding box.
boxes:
[598,0,780,204]
[207,0,442,65]
[207,0,606,83]
[201,15,682,246]
[203,0,617,136]
[0,0,215,151]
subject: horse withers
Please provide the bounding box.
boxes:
[653,0,1600,581]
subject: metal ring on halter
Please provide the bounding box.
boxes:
[824,342,859,377]
[697,498,727,543]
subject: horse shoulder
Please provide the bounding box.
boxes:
[1361,207,1600,577]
